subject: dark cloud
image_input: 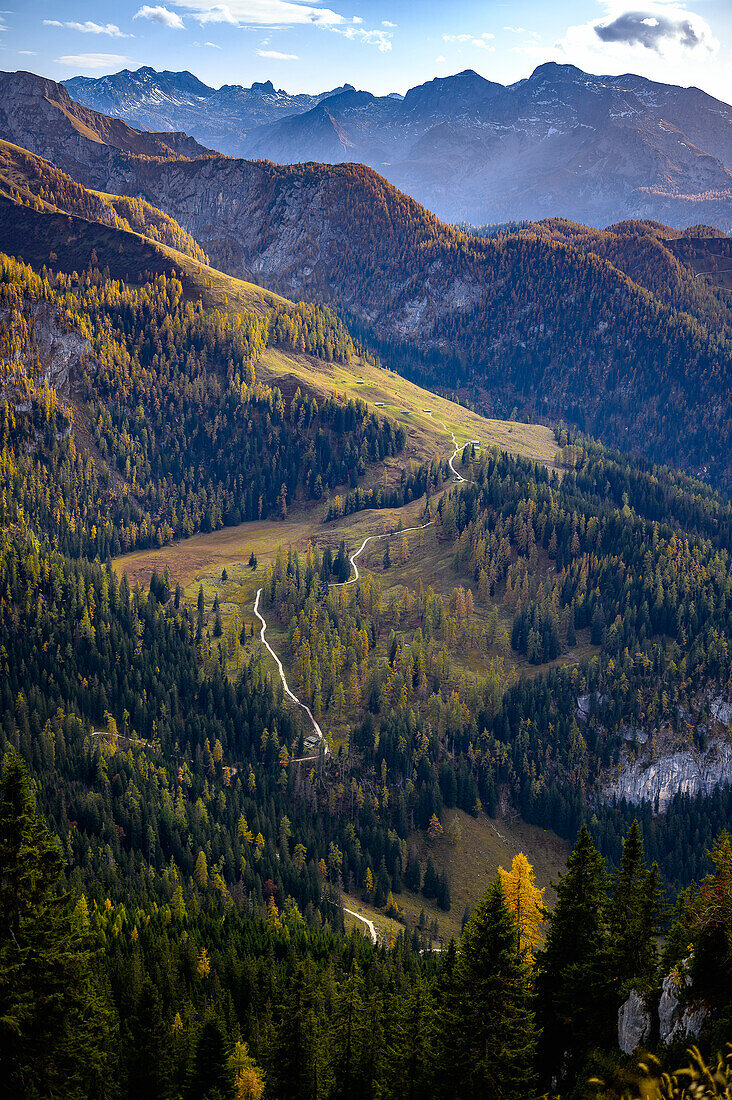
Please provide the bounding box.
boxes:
[595,10,700,51]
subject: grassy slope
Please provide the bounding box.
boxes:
[343,809,569,946]
[114,355,560,589]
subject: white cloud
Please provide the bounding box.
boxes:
[435,54,446,63]
[442,31,495,50]
[331,25,392,51]
[18,50,38,55]
[54,53,130,69]
[204,40,220,46]
[44,19,130,36]
[382,20,396,28]
[71,22,129,37]
[134,5,185,29]
[171,0,345,27]
[169,0,393,51]
[504,26,524,34]
[257,47,298,58]
[517,2,728,104]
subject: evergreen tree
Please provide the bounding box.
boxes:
[330,963,369,1100]
[383,979,431,1100]
[125,978,170,1100]
[0,750,112,1099]
[452,879,537,1100]
[269,961,322,1100]
[187,1019,233,1099]
[607,819,663,996]
[428,939,463,1100]
[422,857,438,899]
[535,825,612,1089]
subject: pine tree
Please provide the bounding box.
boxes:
[0,750,112,1099]
[453,879,537,1100]
[535,825,613,1089]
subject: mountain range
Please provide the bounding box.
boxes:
[64,66,357,159]
[62,62,732,230]
[1,67,731,486]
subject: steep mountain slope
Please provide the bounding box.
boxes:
[519,218,732,336]
[64,66,354,157]
[2,69,731,486]
[62,62,732,230]
[0,138,210,264]
[0,192,396,560]
[0,69,211,166]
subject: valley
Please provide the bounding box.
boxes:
[1,42,732,1100]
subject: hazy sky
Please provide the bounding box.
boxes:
[7,0,732,101]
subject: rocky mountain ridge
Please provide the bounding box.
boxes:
[63,61,732,229]
[64,66,355,158]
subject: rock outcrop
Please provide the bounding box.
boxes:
[658,970,707,1045]
[618,990,651,1055]
[604,737,732,811]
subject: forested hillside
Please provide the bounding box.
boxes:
[1,66,732,1100]
[0,253,398,558]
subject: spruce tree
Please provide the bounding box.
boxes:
[535,825,612,1089]
[187,1019,233,1099]
[453,879,537,1100]
[383,978,431,1100]
[428,939,463,1100]
[607,819,663,997]
[0,750,113,1099]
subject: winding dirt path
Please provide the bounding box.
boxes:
[252,420,469,752]
[253,587,329,755]
[343,906,378,944]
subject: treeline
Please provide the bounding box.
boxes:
[0,255,404,557]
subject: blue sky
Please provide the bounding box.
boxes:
[6,1,732,101]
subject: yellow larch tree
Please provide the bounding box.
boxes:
[498,851,545,958]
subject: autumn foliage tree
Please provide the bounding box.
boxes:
[498,852,545,958]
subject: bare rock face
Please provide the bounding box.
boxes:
[618,990,651,1055]
[0,301,90,410]
[658,968,707,1045]
[33,306,90,393]
[712,698,732,727]
[604,738,732,811]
